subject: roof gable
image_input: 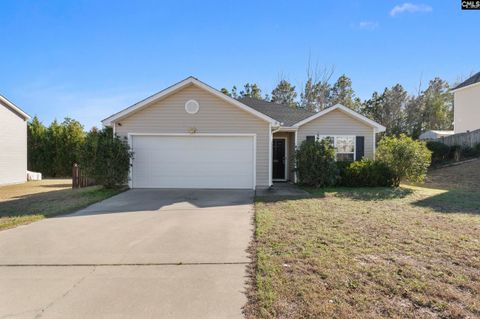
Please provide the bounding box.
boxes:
[293,104,386,132]
[102,77,279,126]
[0,95,30,121]
[451,72,480,92]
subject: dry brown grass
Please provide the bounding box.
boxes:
[248,161,480,319]
[0,179,72,201]
[423,158,480,191]
[0,179,123,230]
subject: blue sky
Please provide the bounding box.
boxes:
[0,1,478,130]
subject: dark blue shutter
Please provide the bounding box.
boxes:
[356,136,365,160]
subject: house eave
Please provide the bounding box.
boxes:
[292,104,386,133]
[0,95,30,121]
[102,77,280,126]
[450,81,480,93]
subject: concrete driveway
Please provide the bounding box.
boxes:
[0,189,254,319]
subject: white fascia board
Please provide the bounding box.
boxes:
[102,76,280,126]
[0,95,30,120]
[292,104,386,133]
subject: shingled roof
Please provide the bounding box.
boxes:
[238,97,315,126]
[452,72,480,91]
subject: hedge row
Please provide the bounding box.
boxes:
[426,141,480,165]
[336,160,395,187]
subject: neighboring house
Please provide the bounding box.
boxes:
[102,77,385,189]
[0,95,30,185]
[451,72,480,134]
[419,130,454,140]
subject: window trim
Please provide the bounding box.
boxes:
[317,135,356,161]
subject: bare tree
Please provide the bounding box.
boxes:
[300,60,335,111]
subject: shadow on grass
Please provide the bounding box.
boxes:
[302,186,414,201]
[39,183,72,188]
[300,184,480,215]
[413,189,480,215]
[255,194,317,204]
[0,186,120,219]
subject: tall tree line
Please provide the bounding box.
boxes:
[28,117,86,177]
[221,74,453,138]
[363,78,453,137]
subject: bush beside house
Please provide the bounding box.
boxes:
[79,127,133,188]
[295,139,338,187]
[296,135,431,188]
[376,135,431,187]
[337,159,395,187]
[28,116,133,188]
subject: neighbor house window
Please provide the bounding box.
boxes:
[318,135,355,161]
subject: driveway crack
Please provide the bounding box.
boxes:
[32,266,97,319]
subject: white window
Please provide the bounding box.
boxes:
[318,135,355,161]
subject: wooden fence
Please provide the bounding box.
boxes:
[72,163,95,188]
[437,128,480,147]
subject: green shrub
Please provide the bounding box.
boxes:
[28,117,85,177]
[461,146,480,158]
[426,141,450,165]
[448,145,462,161]
[472,143,480,158]
[337,159,395,187]
[376,134,431,187]
[80,127,133,188]
[295,139,338,187]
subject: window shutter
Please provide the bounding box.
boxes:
[306,136,315,143]
[356,136,365,160]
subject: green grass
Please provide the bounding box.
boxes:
[0,186,124,230]
[247,186,480,318]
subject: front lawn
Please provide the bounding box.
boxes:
[0,180,124,230]
[248,185,480,318]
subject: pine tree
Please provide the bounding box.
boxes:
[239,83,263,99]
[271,79,298,108]
[422,78,453,131]
[330,75,360,111]
[27,116,47,172]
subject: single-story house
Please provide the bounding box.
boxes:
[419,130,454,140]
[102,77,385,189]
[451,72,480,134]
[0,95,30,185]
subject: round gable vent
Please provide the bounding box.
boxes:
[185,99,199,114]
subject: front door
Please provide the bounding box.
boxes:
[272,138,286,180]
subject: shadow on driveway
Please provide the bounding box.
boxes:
[67,189,255,217]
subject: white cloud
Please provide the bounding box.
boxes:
[390,3,432,16]
[359,21,379,30]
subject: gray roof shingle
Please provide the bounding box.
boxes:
[238,97,315,126]
[452,72,480,91]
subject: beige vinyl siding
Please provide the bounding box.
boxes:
[115,84,271,187]
[297,109,375,159]
[0,103,27,185]
[454,85,480,133]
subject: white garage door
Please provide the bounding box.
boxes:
[131,135,255,189]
